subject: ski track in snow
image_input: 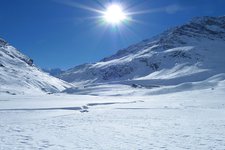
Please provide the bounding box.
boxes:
[1,86,225,150]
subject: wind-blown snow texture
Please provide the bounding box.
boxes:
[1,83,225,149]
[0,39,71,94]
[59,16,225,90]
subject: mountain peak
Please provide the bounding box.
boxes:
[0,38,7,47]
[100,16,225,63]
[58,15,225,86]
[190,16,225,24]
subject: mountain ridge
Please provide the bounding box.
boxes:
[58,16,225,87]
[0,38,71,94]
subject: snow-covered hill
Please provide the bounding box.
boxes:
[43,68,64,76]
[59,16,225,90]
[0,38,71,94]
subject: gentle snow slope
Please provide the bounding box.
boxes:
[1,80,225,149]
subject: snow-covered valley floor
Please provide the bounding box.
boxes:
[1,83,225,150]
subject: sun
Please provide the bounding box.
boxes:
[103,4,127,25]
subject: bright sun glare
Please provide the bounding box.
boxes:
[103,4,127,24]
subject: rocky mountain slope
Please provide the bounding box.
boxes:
[0,38,71,94]
[59,16,225,88]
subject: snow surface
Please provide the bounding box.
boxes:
[1,16,225,150]
[1,80,225,149]
[0,40,71,94]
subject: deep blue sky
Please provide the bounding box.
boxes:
[0,0,225,69]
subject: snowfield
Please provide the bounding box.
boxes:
[1,16,225,149]
[1,80,225,150]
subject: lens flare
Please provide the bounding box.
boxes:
[103,4,127,24]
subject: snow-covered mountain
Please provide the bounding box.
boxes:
[43,68,64,76]
[59,16,225,88]
[0,38,71,94]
